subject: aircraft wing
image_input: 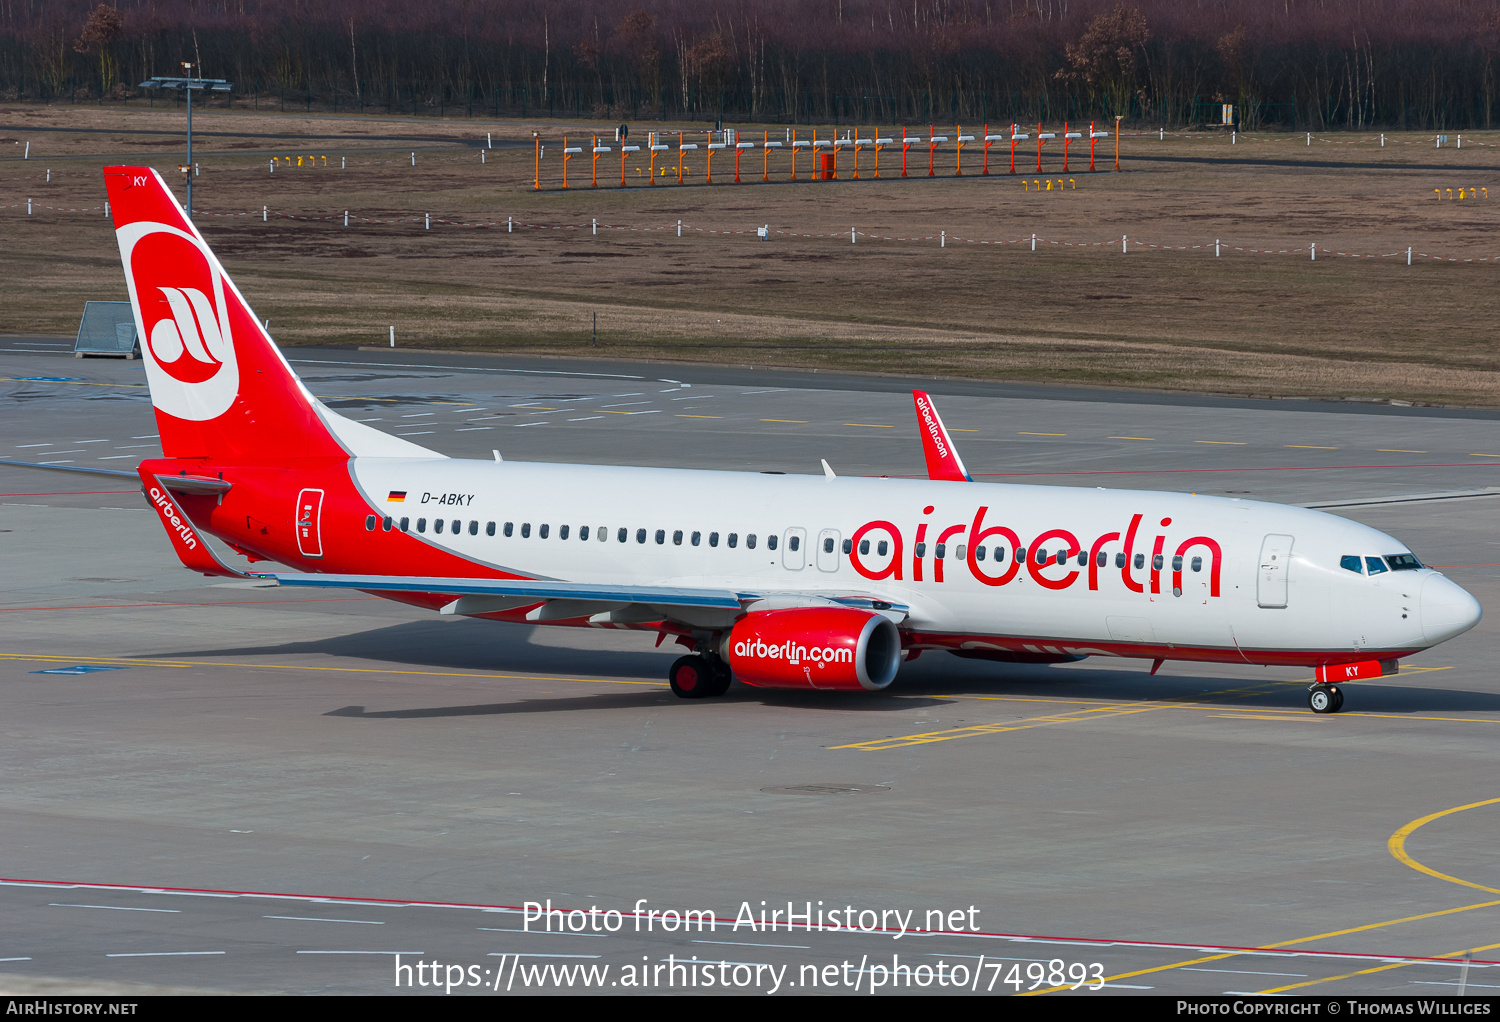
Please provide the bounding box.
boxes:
[268,572,908,622]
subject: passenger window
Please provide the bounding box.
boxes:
[521,523,530,538]
[915,542,928,558]
[579,525,589,540]
[1096,551,1107,568]
[728,533,738,548]
[768,535,778,551]
[709,532,719,547]
[619,528,628,543]
[672,530,682,545]
[1171,555,1182,571]
[1133,553,1145,570]
[504,522,514,537]
[1075,551,1086,566]
[1056,550,1067,566]
[469,521,479,536]
[840,538,850,554]
[435,519,445,534]
[877,540,888,556]
[955,544,966,560]
[451,519,460,534]
[539,524,549,539]
[934,543,945,559]
[365,515,376,531]
[1366,556,1388,575]
[1115,552,1126,568]
[598,527,607,542]
[975,545,986,561]
[637,529,647,544]
[399,517,409,532]
[859,539,870,555]
[995,547,1007,563]
[788,535,799,552]
[691,531,701,546]
[747,534,757,549]
[417,518,427,533]
[1191,556,1202,572]
[656,529,666,545]
[1016,547,1026,563]
[560,525,569,540]
[1152,554,1164,570]
[486,521,496,537]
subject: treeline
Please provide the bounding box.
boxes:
[2,0,1499,129]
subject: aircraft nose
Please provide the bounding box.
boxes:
[1421,573,1482,644]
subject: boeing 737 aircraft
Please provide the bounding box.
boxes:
[66,166,1483,712]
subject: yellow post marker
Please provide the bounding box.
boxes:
[853,136,862,179]
[873,132,883,177]
[955,124,963,176]
[791,129,798,181]
[1447,188,1454,199]
[562,136,571,189]
[591,135,599,188]
[1070,178,1076,190]
[533,135,541,190]
[1435,189,1442,200]
[763,130,769,182]
[677,133,684,185]
[1114,115,1122,171]
[1046,179,1052,190]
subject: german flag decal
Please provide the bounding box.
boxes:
[388,491,407,503]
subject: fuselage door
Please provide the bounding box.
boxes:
[816,529,841,572]
[296,488,326,559]
[1257,533,1294,608]
[782,527,807,570]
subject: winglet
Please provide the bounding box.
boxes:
[912,390,971,481]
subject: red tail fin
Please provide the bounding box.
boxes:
[104,166,435,464]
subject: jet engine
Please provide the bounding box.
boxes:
[723,607,902,691]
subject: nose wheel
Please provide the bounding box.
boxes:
[1308,684,1344,714]
[669,655,731,699]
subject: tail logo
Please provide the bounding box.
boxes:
[118,222,240,421]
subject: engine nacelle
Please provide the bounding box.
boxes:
[723,607,902,691]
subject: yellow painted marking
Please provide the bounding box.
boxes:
[675,414,723,419]
[1285,445,1337,450]
[843,423,893,428]
[950,428,979,432]
[1257,940,1500,995]
[1018,432,1066,436]
[1389,797,1500,895]
[0,377,146,390]
[0,652,668,688]
[1026,902,1500,995]
[512,405,556,410]
[1194,440,1247,445]
[1208,714,1325,721]
[596,409,636,414]
[1469,453,1500,458]
[1108,436,1155,441]
[760,419,808,424]
[1378,449,1427,453]
[831,702,1171,750]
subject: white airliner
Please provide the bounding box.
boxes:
[86,166,1481,713]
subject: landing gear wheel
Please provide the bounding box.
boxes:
[1308,684,1343,714]
[669,655,711,699]
[699,658,732,698]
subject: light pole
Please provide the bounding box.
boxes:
[139,63,232,220]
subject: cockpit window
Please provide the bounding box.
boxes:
[1365,556,1388,575]
[1340,555,1363,574]
[1385,553,1422,571]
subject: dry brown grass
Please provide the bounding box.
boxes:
[3,104,1499,404]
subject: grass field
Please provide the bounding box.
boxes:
[3,104,1499,405]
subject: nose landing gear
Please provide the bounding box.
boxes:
[669,654,732,699]
[1308,684,1344,714]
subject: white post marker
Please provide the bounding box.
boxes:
[592,218,597,236]
[481,150,485,164]
[1381,134,1386,147]
[104,200,108,217]
[270,159,274,174]
[27,198,31,215]
[677,219,682,237]
[23,141,28,159]
[1307,132,1311,146]
[1122,234,1127,254]
[1032,233,1036,251]
[508,216,512,233]
[1408,246,1412,266]
[411,152,416,166]
[425,213,430,230]
[1232,131,1236,145]
[488,132,492,148]
[344,210,349,227]
[941,230,945,248]
[45,168,49,183]
[1160,128,1163,141]
[1216,239,1220,257]
[390,326,395,348]
[342,156,346,169]
[851,227,856,244]
[1310,242,1316,261]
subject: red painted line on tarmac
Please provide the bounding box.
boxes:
[0,877,1494,967]
[0,490,138,497]
[0,597,380,612]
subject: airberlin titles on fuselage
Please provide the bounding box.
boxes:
[849,505,1222,597]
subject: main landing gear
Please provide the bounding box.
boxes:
[1308,684,1344,714]
[669,655,731,699]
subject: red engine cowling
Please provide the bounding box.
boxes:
[723,607,902,691]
